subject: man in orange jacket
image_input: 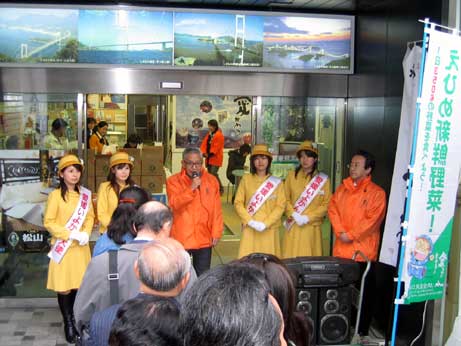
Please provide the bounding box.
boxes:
[328,149,386,337]
[200,119,225,195]
[167,147,223,276]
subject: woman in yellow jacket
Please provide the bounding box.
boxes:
[97,151,135,233]
[282,141,331,258]
[234,144,286,258]
[44,154,94,343]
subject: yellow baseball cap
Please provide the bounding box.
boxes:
[296,140,318,156]
[110,151,134,168]
[251,144,272,159]
[58,154,83,172]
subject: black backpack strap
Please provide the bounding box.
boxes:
[108,250,119,305]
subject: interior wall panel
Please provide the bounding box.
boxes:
[0,68,348,97]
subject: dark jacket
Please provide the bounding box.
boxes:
[226,149,247,184]
[86,294,179,346]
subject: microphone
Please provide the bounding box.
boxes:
[191,171,200,190]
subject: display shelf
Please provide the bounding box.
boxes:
[87,93,127,148]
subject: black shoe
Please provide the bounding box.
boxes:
[57,293,77,343]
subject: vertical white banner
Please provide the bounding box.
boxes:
[380,45,422,267]
[401,28,461,303]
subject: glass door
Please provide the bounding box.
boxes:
[0,92,82,298]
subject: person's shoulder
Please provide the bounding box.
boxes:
[369,180,386,195]
[166,172,182,183]
[286,170,295,179]
[47,189,62,201]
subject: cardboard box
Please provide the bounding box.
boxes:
[141,146,163,175]
[95,176,106,191]
[121,148,141,176]
[131,175,141,186]
[95,154,111,177]
[86,150,95,178]
[141,175,164,193]
[86,174,96,193]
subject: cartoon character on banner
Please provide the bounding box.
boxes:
[408,235,434,279]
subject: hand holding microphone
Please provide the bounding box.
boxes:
[191,171,201,190]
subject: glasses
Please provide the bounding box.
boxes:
[184,160,203,167]
[347,162,363,169]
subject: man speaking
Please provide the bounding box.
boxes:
[167,147,223,276]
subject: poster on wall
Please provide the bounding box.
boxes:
[263,16,352,71]
[77,10,173,65]
[175,95,252,148]
[0,8,79,63]
[174,12,264,67]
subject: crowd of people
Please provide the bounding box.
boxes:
[43,134,386,345]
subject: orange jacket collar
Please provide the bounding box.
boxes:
[343,175,372,191]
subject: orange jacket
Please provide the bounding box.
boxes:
[166,168,223,250]
[89,132,108,154]
[328,176,386,261]
[200,129,224,167]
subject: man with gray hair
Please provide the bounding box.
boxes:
[74,201,197,333]
[87,238,191,346]
[167,147,223,276]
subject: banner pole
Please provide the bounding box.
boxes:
[390,18,431,346]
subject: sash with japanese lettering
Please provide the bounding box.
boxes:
[48,187,92,264]
[283,172,328,231]
[246,175,282,216]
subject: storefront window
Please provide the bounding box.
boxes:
[0,93,80,297]
[257,96,345,255]
[257,97,343,179]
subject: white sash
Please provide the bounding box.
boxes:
[284,172,328,230]
[246,175,282,216]
[48,187,92,264]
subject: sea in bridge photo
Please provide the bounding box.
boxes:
[77,10,173,65]
[263,16,352,70]
[0,8,78,63]
[174,13,264,67]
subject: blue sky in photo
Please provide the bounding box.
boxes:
[78,10,173,49]
[0,8,78,34]
[175,12,264,41]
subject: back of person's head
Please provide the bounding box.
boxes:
[107,186,151,245]
[126,133,142,145]
[133,201,172,234]
[109,295,180,346]
[51,118,68,131]
[136,238,191,292]
[238,253,310,346]
[180,263,283,346]
[239,143,252,155]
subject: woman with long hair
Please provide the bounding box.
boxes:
[234,144,286,258]
[96,151,135,234]
[237,253,311,346]
[44,154,94,343]
[89,121,109,154]
[282,141,331,258]
[93,186,150,257]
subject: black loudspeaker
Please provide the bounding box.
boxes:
[295,288,317,346]
[286,257,359,346]
[317,286,352,345]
